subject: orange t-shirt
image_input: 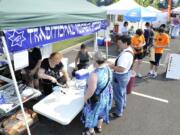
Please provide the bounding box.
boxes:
[154,33,170,54]
[131,35,145,49]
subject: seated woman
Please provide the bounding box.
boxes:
[81,52,113,135]
[38,52,69,96]
[72,44,91,77]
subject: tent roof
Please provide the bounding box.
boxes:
[103,0,141,15]
[124,7,157,22]
[0,0,107,30]
[146,6,162,13]
[172,7,180,14]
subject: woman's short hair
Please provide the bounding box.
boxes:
[124,21,128,26]
[160,24,166,29]
[145,22,150,27]
[49,52,63,61]
[117,35,131,46]
[158,27,165,33]
[136,29,143,36]
[80,44,86,49]
[94,51,106,65]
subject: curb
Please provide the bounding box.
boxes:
[60,38,94,54]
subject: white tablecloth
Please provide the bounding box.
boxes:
[33,81,84,125]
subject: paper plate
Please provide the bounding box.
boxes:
[22,88,34,97]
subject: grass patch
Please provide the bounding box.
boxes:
[52,34,94,52]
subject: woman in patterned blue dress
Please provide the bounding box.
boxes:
[81,52,113,135]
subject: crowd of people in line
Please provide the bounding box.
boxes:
[81,22,170,134]
[21,20,170,135]
[114,21,170,78]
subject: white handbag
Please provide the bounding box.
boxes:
[149,47,155,62]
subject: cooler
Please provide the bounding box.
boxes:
[97,37,104,46]
[75,69,89,80]
[127,70,136,94]
[104,37,112,46]
[75,69,89,89]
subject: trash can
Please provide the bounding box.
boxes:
[170,25,179,39]
[127,70,136,94]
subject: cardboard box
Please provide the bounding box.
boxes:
[0,109,38,135]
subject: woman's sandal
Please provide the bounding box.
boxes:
[95,127,102,133]
[110,112,121,119]
[82,129,96,135]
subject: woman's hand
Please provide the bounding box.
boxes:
[50,76,58,83]
[29,70,35,76]
[106,61,114,69]
[65,82,69,88]
[84,97,88,103]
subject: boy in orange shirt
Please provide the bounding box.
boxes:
[148,28,170,78]
[131,29,145,77]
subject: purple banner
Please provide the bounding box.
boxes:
[3,20,108,52]
[0,39,3,53]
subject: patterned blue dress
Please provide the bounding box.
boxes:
[81,66,113,128]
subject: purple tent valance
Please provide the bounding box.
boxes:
[3,20,108,52]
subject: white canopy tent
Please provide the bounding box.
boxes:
[172,7,180,14]
[146,6,168,28]
[103,0,142,15]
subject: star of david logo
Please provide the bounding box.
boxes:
[9,31,26,47]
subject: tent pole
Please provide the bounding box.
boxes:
[105,29,109,59]
[1,35,31,135]
[94,32,98,52]
[109,14,112,28]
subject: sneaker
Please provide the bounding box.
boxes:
[147,70,155,76]
[147,72,153,77]
[136,73,142,78]
[82,129,96,135]
[152,72,157,78]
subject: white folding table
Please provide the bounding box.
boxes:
[33,82,84,125]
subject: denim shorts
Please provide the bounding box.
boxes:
[150,53,162,66]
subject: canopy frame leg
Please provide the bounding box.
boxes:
[1,34,31,135]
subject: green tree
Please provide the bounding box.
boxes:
[135,0,150,7]
[112,0,120,2]
[152,0,159,9]
[143,0,150,7]
[87,0,97,5]
[178,0,180,6]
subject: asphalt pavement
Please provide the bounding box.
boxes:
[29,36,180,135]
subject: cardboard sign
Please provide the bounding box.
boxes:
[13,50,29,71]
[166,53,180,80]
